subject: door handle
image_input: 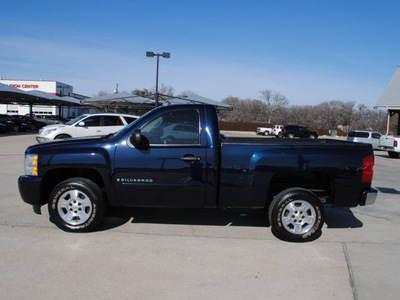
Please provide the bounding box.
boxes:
[180,155,201,162]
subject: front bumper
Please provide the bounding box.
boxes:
[36,136,50,143]
[18,175,43,214]
[361,188,378,206]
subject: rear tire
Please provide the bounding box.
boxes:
[48,177,105,232]
[268,188,324,242]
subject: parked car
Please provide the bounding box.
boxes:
[34,115,67,125]
[17,115,47,131]
[379,135,400,158]
[272,125,284,136]
[279,125,318,139]
[9,116,29,131]
[0,114,20,132]
[0,122,7,133]
[256,126,272,136]
[36,112,140,143]
[347,130,382,150]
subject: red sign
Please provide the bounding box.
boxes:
[8,84,39,89]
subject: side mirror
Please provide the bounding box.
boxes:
[130,130,149,150]
[78,121,85,127]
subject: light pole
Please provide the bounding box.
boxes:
[146,51,170,107]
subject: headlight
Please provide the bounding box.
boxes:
[25,154,38,176]
[43,128,57,136]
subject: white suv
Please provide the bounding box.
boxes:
[36,113,139,143]
[347,130,382,150]
[272,125,284,136]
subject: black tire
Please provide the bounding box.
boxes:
[263,131,269,136]
[288,133,295,139]
[309,134,317,139]
[55,134,71,140]
[268,188,324,242]
[48,177,105,232]
[388,151,400,158]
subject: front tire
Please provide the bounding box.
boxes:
[268,188,324,242]
[48,178,105,232]
[263,131,269,136]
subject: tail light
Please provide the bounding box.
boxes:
[394,140,398,147]
[362,155,374,183]
[283,129,286,133]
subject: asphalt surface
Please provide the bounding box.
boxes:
[1,132,399,300]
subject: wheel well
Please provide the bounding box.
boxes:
[40,168,106,206]
[266,171,332,205]
[55,134,72,139]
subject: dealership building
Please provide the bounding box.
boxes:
[0,79,89,117]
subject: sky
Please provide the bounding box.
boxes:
[1,0,399,108]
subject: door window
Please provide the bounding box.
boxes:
[141,109,200,145]
[81,116,101,127]
[372,133,381,139]
[123,116,138,124]
[103,116,123,126]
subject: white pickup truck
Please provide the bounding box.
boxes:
[379,135,400,158]
[256,126,272,135]
[256,124,284,136]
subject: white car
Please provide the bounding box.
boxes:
[36,113,139,143]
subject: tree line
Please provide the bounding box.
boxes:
[219,89,387,133]
[95,86,388,133]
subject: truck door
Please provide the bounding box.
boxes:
[114,108,207,207]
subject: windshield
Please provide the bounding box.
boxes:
[66,115,87,125]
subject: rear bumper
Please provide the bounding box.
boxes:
[361,188,378,206]
[379,145,395,151]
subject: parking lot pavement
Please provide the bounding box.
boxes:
[1,133,399,300]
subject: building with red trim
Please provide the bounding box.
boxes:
[0,79,88,117]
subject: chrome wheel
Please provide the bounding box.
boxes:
[268,188,324,242]
[57,189,93,226]
[281,200,316,235]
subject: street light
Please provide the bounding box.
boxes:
[146,51,170,107]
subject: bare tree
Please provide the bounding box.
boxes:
[259,89,289,123]
[132,84,174,97]
[132,88,151,96]
[93,90,110,97]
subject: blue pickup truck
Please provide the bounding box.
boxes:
[18,104,377,242]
